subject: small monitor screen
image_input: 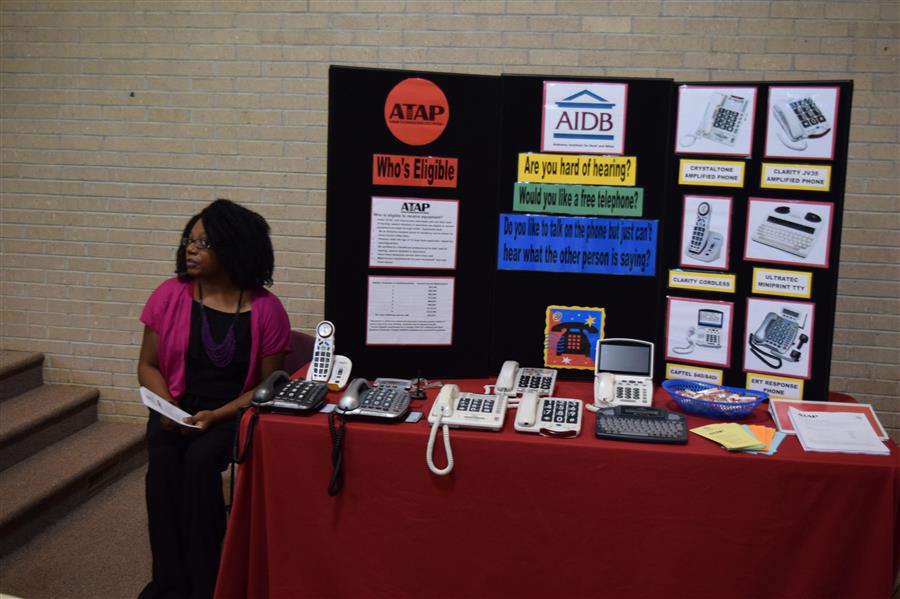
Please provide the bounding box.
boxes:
[596,342,651,376]
[698,309,724,328]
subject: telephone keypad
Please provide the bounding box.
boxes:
[267,380,328,414]
[311,340,333,379]
[713,108,740,133]
[790,98,827,128]
[514,368,557,397]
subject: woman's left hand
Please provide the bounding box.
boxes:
[185,410,219,432]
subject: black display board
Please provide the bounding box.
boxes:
[325,66,852,401]
[325,66,502,379]
[490,74,675,377]
[659,81,852,402]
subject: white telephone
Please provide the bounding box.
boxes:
[495,360,557,402]
[681,93,748,148]
[306,320,352,391]
[773,96,831,151]
[685,201,723,263]
[589,338,654,411]
[672,309,724,355]
[513,395,583,438]
[425,384,508,476]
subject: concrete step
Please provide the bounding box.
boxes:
[0,351,44,401]
[0,420,147,557]
[0,384,100,473]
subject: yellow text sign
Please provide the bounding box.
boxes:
[518,153,636,186]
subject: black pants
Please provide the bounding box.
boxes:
[143,406,236,599]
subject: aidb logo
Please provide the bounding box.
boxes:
[553,90,616,141]
[542,82,628,155]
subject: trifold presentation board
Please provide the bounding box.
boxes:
[325,65,851,403]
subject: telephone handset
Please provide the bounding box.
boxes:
[681,93,748,147]
[495,360,557,400]
[748,308,809,369]
[672,309,723,355]
[252,370,328,415]
[306,320,352,391]
[336,377,411,421]
[514,396,583,438]
[685,201,722,262]
[773,97,830,151]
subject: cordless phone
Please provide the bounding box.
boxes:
[308,320,335,382]
[306,320,352,391]
[686,201,722,262]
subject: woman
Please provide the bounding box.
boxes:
[137,199,292,599]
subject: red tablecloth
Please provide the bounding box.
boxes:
[215,380,900,599]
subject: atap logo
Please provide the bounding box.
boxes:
[384,78,450,146]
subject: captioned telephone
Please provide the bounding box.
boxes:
[681,92,748,148]
[590,338,654,411]
[336,377,411,421]
[773,96,831,151]
[425,384,508,476]
[748,307,808,370]
[306,320,352,391]
[751,205,823,258]
[685,201,723,262]
[672,309,724,355]
[252,370,328,415]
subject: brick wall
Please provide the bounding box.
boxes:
[1,1,897,440]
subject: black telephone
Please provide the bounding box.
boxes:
[336,377,411,421]
[551,321,597,356]
[748,309,808,369]
[252,370,328,415]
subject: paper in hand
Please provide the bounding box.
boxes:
[140,386,201,428]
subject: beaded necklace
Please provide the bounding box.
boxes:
[198,282,243,368]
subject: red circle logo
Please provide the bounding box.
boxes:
[384,78,450,146]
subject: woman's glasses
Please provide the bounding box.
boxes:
[181,237,213,250]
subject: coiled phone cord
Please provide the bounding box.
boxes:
[426,413,454,476]
[229,407,260,510]
[327,411,345,496]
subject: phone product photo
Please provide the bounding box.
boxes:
[685,201,723,262]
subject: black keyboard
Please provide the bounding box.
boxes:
[596,406,687,444]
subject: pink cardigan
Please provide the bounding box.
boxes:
[140,278,292,402]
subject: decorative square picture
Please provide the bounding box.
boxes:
[680,195,733,271]
[675,85,757,157]
[665,297,734,368]
[544,305,605,370]
[744,197,834,268]
[764,86,839,160]
[744,297,815,379]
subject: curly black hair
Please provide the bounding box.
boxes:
[175,198,275,289]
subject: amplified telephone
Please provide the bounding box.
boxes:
[751,205,823,258]
[672,309,724,355]
[306,320,352,391]
[773,96,831,151]
[748,307,809,370]
[590,338,655,411]
[336,377,411,421]
[685,201,723,262]
[514,396,583,438]
[681,92,748,147]
[425,384,508,476]
[252,370,328,415]
[495,360,557,400]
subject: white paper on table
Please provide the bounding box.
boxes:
[140,386,200,428]
[788,407,889,455]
